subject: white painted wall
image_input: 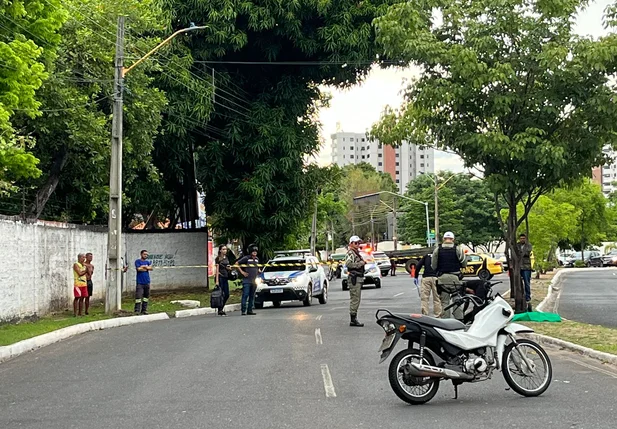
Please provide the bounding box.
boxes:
[0,218,209,322]
[124,231,208,292]
[0,218,108,322]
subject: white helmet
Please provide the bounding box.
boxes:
[443,231,455,239]
[349,235,362,244]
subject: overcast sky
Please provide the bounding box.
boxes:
[314,0,614,172]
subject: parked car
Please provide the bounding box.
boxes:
[372,251,392,276]
[594,249,617,267]
[341,251,381,290]
[463,253,504,280]
[565,251,602,267]
[255,252,328,308]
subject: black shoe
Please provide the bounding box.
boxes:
[141,311,148,316]
[247,311,256,315]
[350,314,364,327]
[221,310,227,316]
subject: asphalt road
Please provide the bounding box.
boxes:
[1,272,616,429]
[558,269,617,328]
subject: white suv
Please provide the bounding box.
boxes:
[254,254,328,308]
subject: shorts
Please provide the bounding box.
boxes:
[87,280,93,297]
[74,286,89,298]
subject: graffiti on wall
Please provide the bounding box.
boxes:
[148,253,176,267]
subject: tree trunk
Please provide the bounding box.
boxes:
[507,198,526,313]
[28,146,69,218]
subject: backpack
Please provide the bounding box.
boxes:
[210,286,224,309]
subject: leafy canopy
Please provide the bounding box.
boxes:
[370,0,617,309]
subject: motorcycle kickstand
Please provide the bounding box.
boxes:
[452,381,462,400]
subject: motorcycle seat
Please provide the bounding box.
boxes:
[398,314,466,331]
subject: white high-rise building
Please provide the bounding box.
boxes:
[600,145,617,196]
[330,131,434,193]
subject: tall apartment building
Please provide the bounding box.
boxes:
[330,131,435,193]
[599,145,617,196]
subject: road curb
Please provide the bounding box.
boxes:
[523,333,617,366]
[0,313,169,364]
[174,302,273,318]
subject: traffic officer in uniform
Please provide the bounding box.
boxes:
[431,231,467,320]
[346,235,366,327]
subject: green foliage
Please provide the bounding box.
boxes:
[371,0,617,309]
[0,0,66,194]
[166,0,404,250]
[551,181,609,250]
[399,172,502,249]
[6,0,169,221]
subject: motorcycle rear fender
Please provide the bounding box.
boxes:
[379,333,402,364]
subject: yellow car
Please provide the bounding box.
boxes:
[462,253,504,280]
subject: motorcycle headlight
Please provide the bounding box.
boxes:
[368,267,378,274]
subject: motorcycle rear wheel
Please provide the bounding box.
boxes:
[388,349,440,405]
[502,339,552,397]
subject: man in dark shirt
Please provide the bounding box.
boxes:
[135,250,153,315]
[237,244,260,316]
[415,253,442,317]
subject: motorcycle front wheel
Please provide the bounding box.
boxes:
[502,339,552,397]
[388,349,440,405]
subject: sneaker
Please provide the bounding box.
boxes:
[242,312,247,316]
[221,311,227,316]
[247,311,256,315]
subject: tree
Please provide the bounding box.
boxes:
[340,163,398,246]
[4,0,170,223]
[154,0,406,250]
[524,195,578,265]
[399,172,502,249]
[371,0,617,311]
[0,0,66,195]
[551,181,609,257]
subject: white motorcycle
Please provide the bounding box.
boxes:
[375,281,552,404]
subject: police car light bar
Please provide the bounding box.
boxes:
[273,249,312,256]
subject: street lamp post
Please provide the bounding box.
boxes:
[353,191,432,248]
[426,173,458,247]
[105,18,208,314]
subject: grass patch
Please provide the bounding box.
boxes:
[524,320,617,355]
[0,282,243,347]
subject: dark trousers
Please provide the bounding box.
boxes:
[521,270,532,301]
[218,276,230,311]
[135,283,151,313]
[241,281,256,313]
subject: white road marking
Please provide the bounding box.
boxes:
[316,315,323,321]
[315,328,323,344]
[393,292,404,298]
[320,364,337,397]
[566,358,617,379]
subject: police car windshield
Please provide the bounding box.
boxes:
[263,260,306,272]
[373,252,388,259]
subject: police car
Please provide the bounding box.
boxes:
[341,246,382,290]
[254,250,328,308]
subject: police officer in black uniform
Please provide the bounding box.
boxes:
[431,231,467,319]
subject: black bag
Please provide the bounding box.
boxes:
[210,286,224,309]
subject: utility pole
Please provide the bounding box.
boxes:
[425,202,431,247]
[370,211,375,249]
[106,16,125,314]
[393,198,398,250]
[310,189,318,255]
[434,178,440,246]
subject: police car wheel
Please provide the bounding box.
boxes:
[303,285,313,306]
[318,285,328,304]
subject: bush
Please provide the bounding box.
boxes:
[574,260,586,268]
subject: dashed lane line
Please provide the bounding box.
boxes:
[315,328,323,345]
[320,364,337,398]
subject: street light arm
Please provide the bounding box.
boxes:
[122,25,208,76]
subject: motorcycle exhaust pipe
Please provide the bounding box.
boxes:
[408,362,473,380]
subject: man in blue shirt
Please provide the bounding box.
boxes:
[237,244,260,316]
[135,250,153,315]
